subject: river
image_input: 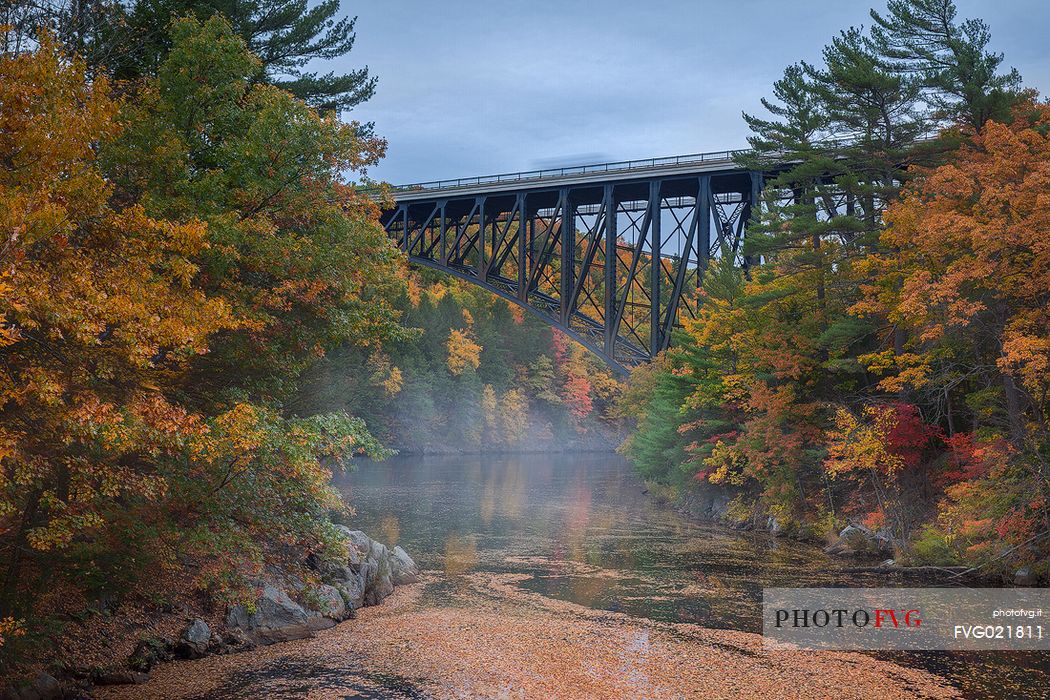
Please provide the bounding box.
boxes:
[103,452,1050,699]
[343,453,1049,699]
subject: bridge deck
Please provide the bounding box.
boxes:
[380,149,774,373]
[388,149,750,202]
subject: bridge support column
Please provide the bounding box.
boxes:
[399,205,409,250]
[649,180,662,355]
[603,184,616,359]
[477,196,487,279]
[438,200,447,262]
[698,175,711,282]
[560,188,574,325]
[744,171,763,270]
[517,193,528,302]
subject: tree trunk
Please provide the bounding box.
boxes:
[1,490,41,616]
[1002,372,1027,449]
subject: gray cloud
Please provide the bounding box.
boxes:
[336,0,1049,184]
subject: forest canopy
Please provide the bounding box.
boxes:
[621,0,1049,577]
[0,7,625,669]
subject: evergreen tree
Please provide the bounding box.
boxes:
[741,63,830,159]
[807,26,930,233]
[125,0,375,112]
[6,0,376,112]
[868,0,1022,129]
[738,65,851,284]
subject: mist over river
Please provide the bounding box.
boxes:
[339,453,1049,699]
[101,453,1049,699]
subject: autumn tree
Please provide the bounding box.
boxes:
[824,402,940,537]
[447,315,482,376]
[854,100,1050,562]
[0,20,397,658]
[0,32,229,614]
[105,16,406,409]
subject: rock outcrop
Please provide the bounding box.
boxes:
[823,523,894,556]
[223,529,419,647]
[390,545,421,585]
[176,619,211,658]
[225,583,337,645]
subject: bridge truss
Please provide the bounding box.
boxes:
[380,156,767,374]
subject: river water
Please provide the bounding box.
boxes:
[338,452,1050,700]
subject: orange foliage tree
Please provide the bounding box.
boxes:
[0,33,232,608]
[447,311,482,376]
[0,21,398,650]
[856,100,1050,559]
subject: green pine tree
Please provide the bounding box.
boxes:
[127,0,376,112]
[868,0,1023,129]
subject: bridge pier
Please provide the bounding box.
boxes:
[603,184,616,358]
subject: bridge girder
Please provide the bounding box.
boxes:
[381,168,768,375]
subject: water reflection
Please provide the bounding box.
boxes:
[443,534,478,578]
[380,514,400,548]
[335,452,885,630]
[335,453,1050,699]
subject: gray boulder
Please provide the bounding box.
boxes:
[370,541,395,604]
[389,545,420,585]
[10,673,61,700]
[839,524,872,548]
[319,560,367,611]
[827,523,894,555]
[1015,567,1034,586]
[225,583,334,645]
[310,583,349,621]
[334,525,364,569]
[177,619,211,658]
[337,569,367,611]
[343,530,395,606]
[766,516,781,535]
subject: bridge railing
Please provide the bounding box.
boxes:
[386,148,752,194]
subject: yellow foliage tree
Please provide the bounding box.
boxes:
[499,389,529,445]
[446,328,481,376]
[0,36,235,608]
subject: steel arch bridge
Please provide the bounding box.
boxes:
[379,150,772,375]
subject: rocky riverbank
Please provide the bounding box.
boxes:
[91,567,961,699]
[2,529,419,700]
[650,481,1044,586]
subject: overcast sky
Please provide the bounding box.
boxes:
[336,0,1049,185]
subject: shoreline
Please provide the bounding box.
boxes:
[96,571,962,700]
[643,481,1023,587]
